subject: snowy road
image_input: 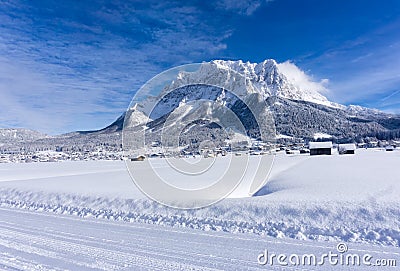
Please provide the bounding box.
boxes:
[0,207,398,271]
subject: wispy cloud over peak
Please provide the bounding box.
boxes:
[277,61,329,95]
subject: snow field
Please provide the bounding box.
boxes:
[0,148,399,247]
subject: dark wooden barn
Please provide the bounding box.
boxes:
[309,141,332,156]
[338,143,356,155]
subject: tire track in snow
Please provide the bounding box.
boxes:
[0,222,261,271]
[0,207,283,271]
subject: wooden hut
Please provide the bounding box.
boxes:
[338,143,356,155]
[309,141,332,156]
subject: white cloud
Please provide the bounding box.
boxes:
[277,61,329,94]
[216,0,274,15]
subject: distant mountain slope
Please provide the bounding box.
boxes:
[0,128,48,144]
[268,97,400,140]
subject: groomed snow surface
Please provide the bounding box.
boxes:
[0,148,399,270]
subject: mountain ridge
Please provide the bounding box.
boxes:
[120,60,400,143]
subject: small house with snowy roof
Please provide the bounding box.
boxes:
[338,143,356,155]
[309,141,332,156]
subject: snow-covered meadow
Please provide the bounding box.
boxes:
[0,148,399,270]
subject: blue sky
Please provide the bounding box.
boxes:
[0,0,399,134]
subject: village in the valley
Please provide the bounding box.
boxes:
[1,135,399,163]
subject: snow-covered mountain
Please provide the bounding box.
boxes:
[210,59,336,107]
[132,59,338,122]
[121,59,400,144]
[0,128,48,144]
